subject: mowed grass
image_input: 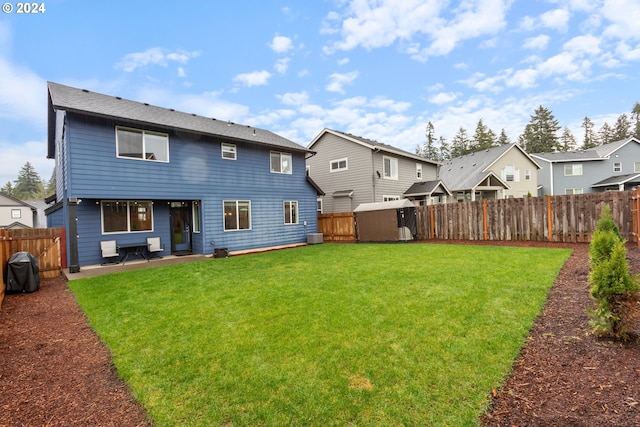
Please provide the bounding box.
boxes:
[70,243,571,426]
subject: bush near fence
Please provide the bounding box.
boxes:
[319,191,640,244]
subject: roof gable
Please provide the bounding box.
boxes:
[0,193,36,209]
[47,82,310,156]
[308,128,440,166]
[531,137,640,163]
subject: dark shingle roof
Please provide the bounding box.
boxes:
[592,173,640,187]
[531,137,640,163]
[47,82,309,154]
[404,180,452,197]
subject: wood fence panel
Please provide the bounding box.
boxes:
[318,213,356,242]
[1,228,64,282]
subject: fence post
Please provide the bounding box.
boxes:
[483,200,488,240]
[547,195,553,242]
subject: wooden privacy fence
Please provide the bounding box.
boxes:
[320,191,640,244]
[318,212,356,242]
[419,192,633,242]
[1,228,66,303]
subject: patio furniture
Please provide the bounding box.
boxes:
[146,237,164,259]
[100,240,120,265]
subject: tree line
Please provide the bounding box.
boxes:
[417,102,640,162]
[1,162,55,200]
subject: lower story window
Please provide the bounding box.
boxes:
[224,200,251,231]
[284,201,298,224]
[102,200,153,233]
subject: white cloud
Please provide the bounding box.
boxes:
[0,58,46,125]
[563,34,601,56]
[324,0,511,61]
[523,34,550,50]
[277,91,310,106]
[337,58,350,65]
[601,0,640,40]
[274,58,291,75]
[233,70,272,87]
[505,68,539,89]
[0,139,53,187]
[540,8,570,32]
[270,35,294,53]
[116,47,200,72]
[326,71,359,93]
[429,92,458,105]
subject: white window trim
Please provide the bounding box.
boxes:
[283,200,299,225]
[613,162,622,172]
[525,169,531,181]
[116,126,169,162]
[383,156,398,180]
[565,188,583,195]
[416,163,423,180]
[192,202,201,233]
[223,200,252,231]
[383,195,400,201]
[270,151,292,174]
[11,209,21,219]
[100,200,154,234]
[317,197,323,213]
[330,157,348,173]
[221,143,237,160]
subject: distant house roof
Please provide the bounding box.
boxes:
[531,137,640,163]
[308,128,440,166]
[47,82,311,159]
[438,144,532,192]
[592,173,640,188]
[403,180,452,197]
[0,192,36,210]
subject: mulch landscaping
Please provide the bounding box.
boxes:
[1,241,640,426]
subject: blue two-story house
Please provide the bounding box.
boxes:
[46,82,319,271]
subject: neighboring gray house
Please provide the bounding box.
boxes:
[0,193,37,229]
[531,137,640,196]
[439,143,540,201]
[307,129,440,213]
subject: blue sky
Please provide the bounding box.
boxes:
[1,0,639,187]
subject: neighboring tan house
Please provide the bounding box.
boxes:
[439,143,540,201]
[0,193,36,229]
[307,129,440,213]
[531,137,640,196]
[45,82,319,269]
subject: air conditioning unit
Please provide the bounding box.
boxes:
[307,233,323,245]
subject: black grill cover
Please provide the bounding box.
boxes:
[6,252,40,293]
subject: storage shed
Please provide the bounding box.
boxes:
[354,199,417,242]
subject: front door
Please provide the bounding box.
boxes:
[170,202,192,253]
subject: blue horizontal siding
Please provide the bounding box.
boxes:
[61,114,317,266]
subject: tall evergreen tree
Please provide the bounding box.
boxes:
[450,127,470,158]
[45,169,56,196]
[518,105,560,153]
[13,162,44,200]
[1,181,15,197]
[559,126,577,152]
[632,102,640,139]
[471,119,496,152]
[598,122,613,145]
[612,113,632,141]
[438,136,450,161]
[497,128,510,145]
[581,116,597,149]
[421,121,439,162]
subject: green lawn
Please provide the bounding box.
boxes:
[70,243,572,426]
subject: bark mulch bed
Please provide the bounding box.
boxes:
[1,241,640,426]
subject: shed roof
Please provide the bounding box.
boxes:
[47,82,310,158]
[354,199,415,212]
[404,180,452,197]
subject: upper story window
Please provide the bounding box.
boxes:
[613,162,622,173]
[383,156,398,180]
[116,127,169,162]
[270,151,292,174]
[502,164,519,182]
[564,164,583,176]
[11,209,21,219]
[525,169,531,181]
[330,158,348,172]
[416,163,423,180]
[222,143,236,160]
[635,162,640,173]
[101,200,153,233]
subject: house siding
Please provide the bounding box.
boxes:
[488,148,539,198]
[58,112,317,267]
[307,133,375,213]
